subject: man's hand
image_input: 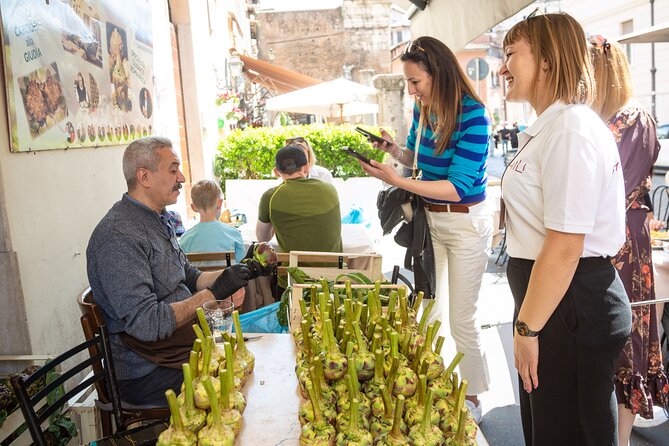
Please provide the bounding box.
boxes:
[208,264,251,300]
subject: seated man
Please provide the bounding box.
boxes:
[180,179,245,262]
[256,144,342,252]
[87,136,264,406]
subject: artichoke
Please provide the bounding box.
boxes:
[156,390,197,446]
[197,377,236,446]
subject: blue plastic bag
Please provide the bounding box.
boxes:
[342,205,371,228]
[233,302,287,334]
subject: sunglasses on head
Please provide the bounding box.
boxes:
[403,40,426,56]
[286,136,307,145]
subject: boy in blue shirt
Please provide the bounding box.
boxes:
[180,179,245,262]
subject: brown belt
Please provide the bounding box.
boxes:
[424,201,481,213]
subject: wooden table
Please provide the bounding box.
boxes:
[237,334,489,445]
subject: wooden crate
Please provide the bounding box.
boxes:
[288,282,409,331]
[288,251,383,282]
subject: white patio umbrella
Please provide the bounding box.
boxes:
[265,77,378,123]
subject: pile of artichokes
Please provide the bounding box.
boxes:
[157,308,254,446]
[293,282,479,446]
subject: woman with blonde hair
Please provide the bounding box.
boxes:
[285,136,334,184]
[589,35,668,446]
[360,35,493,423]
[499,12,632,445]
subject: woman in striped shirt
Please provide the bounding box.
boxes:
[361,36,493,422]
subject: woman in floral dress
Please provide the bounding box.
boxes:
[590,35,669,446]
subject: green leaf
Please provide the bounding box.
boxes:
[335,272,373,285]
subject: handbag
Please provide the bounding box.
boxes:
[377,118,423,235]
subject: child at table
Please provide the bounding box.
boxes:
[180,179,245,262]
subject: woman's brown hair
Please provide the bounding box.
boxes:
[400,36,485,155]
[589,39,633,121]
[503,12,594,107]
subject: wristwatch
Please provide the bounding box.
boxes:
[515,320,540,337]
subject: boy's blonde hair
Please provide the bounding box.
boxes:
[191,179,221,211]
[503,12,594,107]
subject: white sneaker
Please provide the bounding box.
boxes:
[633,406,669,428]
[465,399,483,424]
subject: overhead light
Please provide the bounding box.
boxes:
[408,0,428,10]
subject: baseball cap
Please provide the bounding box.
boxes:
[275,145,308,174]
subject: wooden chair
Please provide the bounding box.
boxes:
[185,251,235,271]
[10,324,124,446]
[77,288,170,436]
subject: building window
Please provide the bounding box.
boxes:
[621,19,633,64]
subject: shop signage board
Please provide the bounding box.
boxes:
[0,0,154,152]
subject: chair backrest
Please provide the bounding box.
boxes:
[10,325,123,446]
[185,251,234,271]
[652,185,669,227]
[76,288,171,434]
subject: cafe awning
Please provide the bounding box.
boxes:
[617,22,669,44]
[239,55,323,94]
[409,0,534,51]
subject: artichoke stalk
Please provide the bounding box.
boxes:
[373,394,410,446]
[157,390,197,446]
[353,321,375,381]
[232,309,255,372]
[335,398,373,445]
[322,319,348,380]
[300,381,336,446]
[420,322,445,381]
[404,375,440,427]
[409,299,435,359]
[223,342,247,413]
[311,355,338,405]
[370,384,408,438]
[384,331,408,375]
[445,407,477,446]
[178,350,201,406]
[441,379,477,439]
[408,389,445,446]
[361,348,385,399]
[299,368,336,426]
[196,307,225,360]
[176,363,206,433]
[219,335,248,385]
[193,337,220,410]
[430,352,464,401]
[336,350,372,417]
[197,377,236,446]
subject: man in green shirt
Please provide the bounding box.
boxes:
[256,145,342,253]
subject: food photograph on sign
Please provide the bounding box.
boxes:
[17,62,67,137]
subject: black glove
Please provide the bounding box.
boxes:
[243,243,256,261]
[244,258,275,279]
[208,264,251,300]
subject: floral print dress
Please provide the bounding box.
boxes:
[610,102,669,418]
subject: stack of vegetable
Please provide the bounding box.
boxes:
[157,308,253,445]
[292,282,479,446]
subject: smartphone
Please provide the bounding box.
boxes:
[341,146,372,164]
[355,127,392,145]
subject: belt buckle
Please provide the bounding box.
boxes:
[446,204,451,212]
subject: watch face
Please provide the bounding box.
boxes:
[516,320,538,337]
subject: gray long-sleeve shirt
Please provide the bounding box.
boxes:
[86,194,202,380]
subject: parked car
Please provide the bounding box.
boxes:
[654,123,669,173]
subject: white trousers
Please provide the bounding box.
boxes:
[424,201,493,395]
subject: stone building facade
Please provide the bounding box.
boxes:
[255,0,392,83]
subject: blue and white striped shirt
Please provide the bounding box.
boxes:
[406,95,491,204]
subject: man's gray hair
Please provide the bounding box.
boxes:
[122,136,173,190]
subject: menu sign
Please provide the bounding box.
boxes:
[0,0,154,152]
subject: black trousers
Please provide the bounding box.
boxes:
[117,366,183,406]
[507,256,632,446]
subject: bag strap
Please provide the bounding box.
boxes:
[410,115,424,180]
